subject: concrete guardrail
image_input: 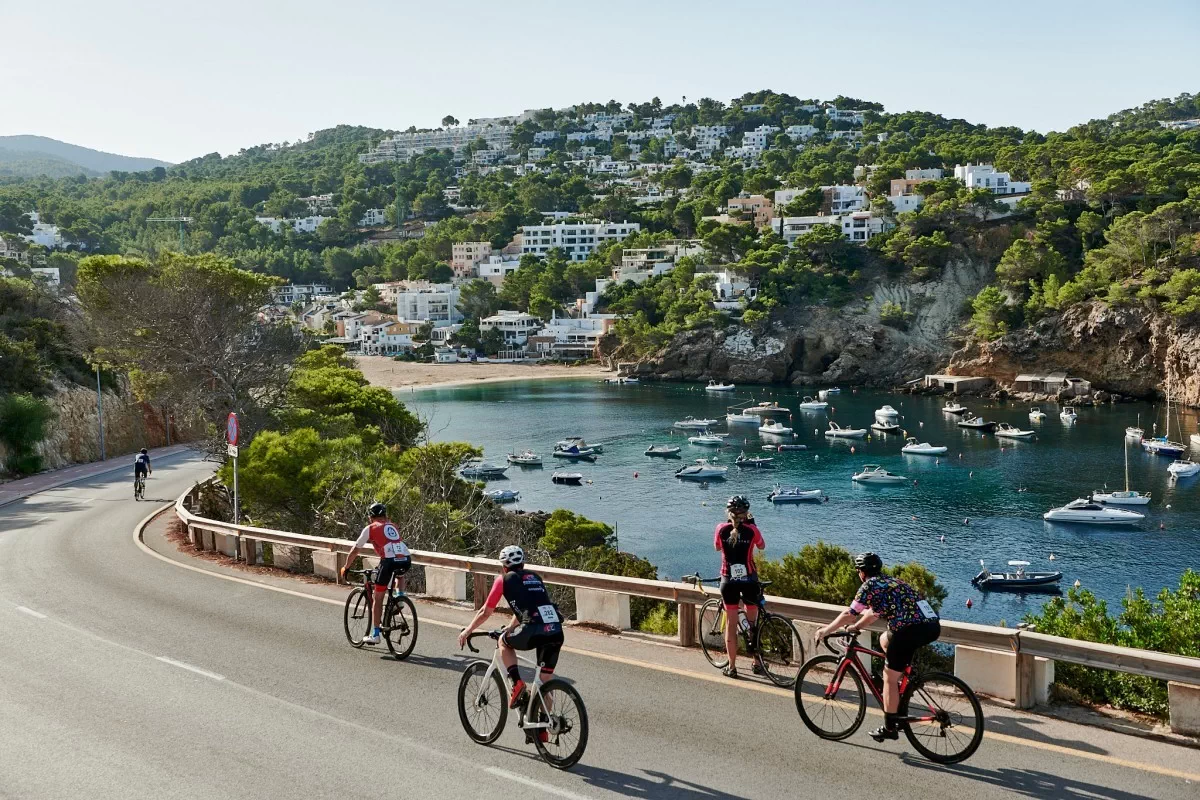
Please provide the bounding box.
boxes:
[171,481,1200,735]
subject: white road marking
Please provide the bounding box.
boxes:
[16,606,47,619]
[33,516,49,524]
[485,767,592,800]
[155,656,226,682]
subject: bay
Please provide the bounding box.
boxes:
[403,379,1200,625]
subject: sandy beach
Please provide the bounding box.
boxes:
[354,356,611,389]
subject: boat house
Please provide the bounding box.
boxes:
[923,374,992,393]
[1012,372,1091,396]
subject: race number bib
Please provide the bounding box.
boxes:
[538,605,560,624]
[386,543,407,559]
[916,600,938,620]
[729,564,748,580]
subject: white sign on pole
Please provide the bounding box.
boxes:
[228,444,239,458]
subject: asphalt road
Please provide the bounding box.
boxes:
[0,452,1196,799]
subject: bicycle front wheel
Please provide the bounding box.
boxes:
[383,595,418,659]
[533,678,589,770]
[457,662,507,745]
[794,654,866,740]
[755,614,803,687]
[343,588,371,648]
[697,599,728,669]
[901,671,984,764]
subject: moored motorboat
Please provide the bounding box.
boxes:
[1059,407,1078,424]
[726,410,760,424]
[768,486,825,503]
[825,421,867,439]
[870,421,900,433]
[798,396,829,410]
[674,416,720,430]
[506,450,543,466]
[874,404,900,420]
[460,460,509,479]
[972,560,1062,592]
[1167,459,1200,478]
[852,464,907,485]
[551,471,583,485]
[746,401,789,416]
[957,414,997,432]
[995,422,1035,439]
[735,453,776,469]
[688,431,728,446]
[705,380,736,392]
[759,420,795,436]
[1043,498,1144,525]
[644,444,682,457]
[675,458,728,481]
[484,488,520,504]
[555,437,603,453]
[603,377,639,385]
[901,437,947,456]
[943,402,968,415]
[552,444,597,460]
[761,444,808,451]
[1029,407,1047,422]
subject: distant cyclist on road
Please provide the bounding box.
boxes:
[458,545,564,734]
[815,552,941,743]
[133,448,151,490]
[714,495,766,679]
[340,503,410,645]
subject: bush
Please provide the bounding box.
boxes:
[757,541,947,610]
[878,300,913,330]
[0,393,53,476]
[637,603,679,636]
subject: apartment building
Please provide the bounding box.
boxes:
[255,215,328,234]
[771,211,890,244]
[394,282,462,327]
[890,167,944,196]
[300,194,335,214]
[528,315,614,360]
[480,310,542,345]
[690,125,730,153]
[742,125,780,149]
[361,320,419,355]
[839,210,890,242]
[727,194,775,228]
[953,164,1032,195]
[520,220,641,262]
[451,241,493,278]
[358,124,513,164]
[477,255,523,285]
[785,125,818,141]
[772,215,839,244]
[533,131,561,143]
[825,107,867,125]
[358,208,388,227]
[822,185,867,214]
[741,103,766,113]
[271,283,334,305]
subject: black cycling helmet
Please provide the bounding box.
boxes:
[140,448,148,454]
[367,502,386,518]
[726,495,750,512]
[854,552,884,577]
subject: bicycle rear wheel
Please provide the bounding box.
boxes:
[457,662,507,745]
[697,599,728,669]
[755,613,803,687]
[532,678,589,770]
[343,588,371,648]
[794,654,866,740]
[383,594,418,659]
[901,671,984,764]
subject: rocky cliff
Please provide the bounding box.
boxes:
[949,300,1200,407]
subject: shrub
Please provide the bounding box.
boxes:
[637,603,679,636]
[757,541,947,610]
[0,393,53,476]
[878,300,913,330]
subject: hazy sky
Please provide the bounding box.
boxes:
[4,0,1198,163]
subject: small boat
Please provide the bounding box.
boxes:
[957,414,997,432]
[874,404,900,420]
[995,422,1036,439]
[552,444,597,460]
[1167,459,1200,478]
[603,376,638,385]
[675,458,728,481]
[1143,437,1186,457]
[901,437,947,456]
[972,560,1062,592]
[727,411,760,424]
[551,471,583,485]
[824,421,867,439]
[761,443,808,451]
[1059,407,1078,423]
[768,486,825,504]
[674,416,721,430]
[688,431,728,446]
[759,420,795,437]
[484,488,520,503]
[506,450,543,466]
[1043,498,1144,525]
[644,444,682,457]
[555,437,603,453]
[460,460,509,479]
[870,421,901,433]
[746,401,789,416]
[798,396,829,410]
[1093,439,1150,505]
[735,453,776,469]
[852,464,908,485]
[1029,407,1046,422]
[705,380,736,392]
[1126,414,1144,441]
[818,387,841,400]
[943,402,968,415]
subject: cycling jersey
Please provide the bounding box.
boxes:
[484,568,561,629]
[133,453,150,474]
[354,520,410,560]
[849,576,938,633]
[714,521,764,580]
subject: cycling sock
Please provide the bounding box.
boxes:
[507,665,521,684]
[884,712,898,729]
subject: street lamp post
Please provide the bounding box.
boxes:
[95,365,106,461]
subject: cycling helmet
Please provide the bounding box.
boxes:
[854,552,884,577]
[367,502,386,518]
[726,495,750,512]
[140,448,148,454]
[499,545,525,568]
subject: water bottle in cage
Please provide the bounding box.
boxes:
[738,610,751,635]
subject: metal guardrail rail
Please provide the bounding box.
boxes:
[173,482,1200,690]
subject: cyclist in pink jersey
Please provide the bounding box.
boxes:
[713,495,765,678]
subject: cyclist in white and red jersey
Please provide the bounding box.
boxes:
[714,495,766,679]
[340,502,410,645]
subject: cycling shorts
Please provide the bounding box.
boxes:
[503,623,564,671]
[373,556,411,590]
[885,619,941,671]
[720,577,761,608]
[134,464,148,477]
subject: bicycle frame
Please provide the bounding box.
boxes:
[472,637,551,732]
[354,569,405,629]
[688,573,767,646]
[822,633,937,725]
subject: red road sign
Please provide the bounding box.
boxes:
[226,412,239,446]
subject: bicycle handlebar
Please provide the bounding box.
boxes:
[463,629,503,653]
[683,572,722,585]
[821,629,860,653]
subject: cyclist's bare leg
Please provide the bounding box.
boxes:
[723,605,739,670]
[499,633,518,674]
[371,586,385,630]
[880,630,900,715]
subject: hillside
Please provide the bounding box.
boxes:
[0,135,171,177]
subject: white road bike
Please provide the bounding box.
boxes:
[458,629,589,770]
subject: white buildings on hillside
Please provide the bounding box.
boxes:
[256,215,328,234]
[520,220,641,262]
[0,237,27,262]
[481,310,542,346]
[300,194,335,214]
[839,210,889,242]
[953,164,1031,195]
[358,208,388,227]
[727,194,774,228]
[690,125,730,153]
[477,255,523,285]
[825,107,867,125]
[21,212,68,249]
[272,283,334,305]
[527,314,615,360]
[395,283,462,326]
[359,124,514,164]
[823,185,867,214]
[533,131,561,143]
[451,241,492,277]
[785,125,818,141]
[740,103,766,113]
[771,211,891,244]
[887,194,925,213]
[361,320,418,355]
[742,125,780,149]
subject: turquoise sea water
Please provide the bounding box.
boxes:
[404,379,1200,625]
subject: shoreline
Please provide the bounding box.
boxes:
[353,355,611,391]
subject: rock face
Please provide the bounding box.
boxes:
[949,300,1200,406]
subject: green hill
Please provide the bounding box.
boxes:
[0,135,171,178]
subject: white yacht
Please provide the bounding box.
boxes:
[675,459,728,481]
[852,465,908,485]
[870,420,901,433]
[995,422,1036,439]
[673,416,720,430]
[726,411,760,424]
[768,487,825,504]
[746,401,789,416]
[798,396,829,410]
[506,450,542,466]
[943,402,968,415]
[460,460,509,479]
[901,437,947,456]
[1059,407,1078,423]
[1043,499,1144,525]
[874,404,900,420]
[1029,407,1047,422]
[759,420,795,436]
[825,421,867,439]
[1167,459,1200,478]
[484,488,520,504]
[688,431,728,446]
[1126,414,1144,441]
[705,380,736,392]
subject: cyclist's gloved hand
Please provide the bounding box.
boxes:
[457,628,468,649]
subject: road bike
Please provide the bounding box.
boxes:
[684,573,804,687]
[794,630,984,764]
[342,567,418,659]
[134,474,146,501]
[458,629,588,770]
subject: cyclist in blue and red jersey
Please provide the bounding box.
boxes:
[714,495,766,679]
[816,552,941,742]
[340,503,411,645]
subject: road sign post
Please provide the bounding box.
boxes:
[226,413,240,526]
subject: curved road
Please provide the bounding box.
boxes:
[0,453,1195,799]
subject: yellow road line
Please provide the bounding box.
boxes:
[136,509,1200,783]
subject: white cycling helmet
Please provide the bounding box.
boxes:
[499,545,525,568]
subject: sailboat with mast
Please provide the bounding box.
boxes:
[1142,372,1186,457]
[1093,438,1151,505]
